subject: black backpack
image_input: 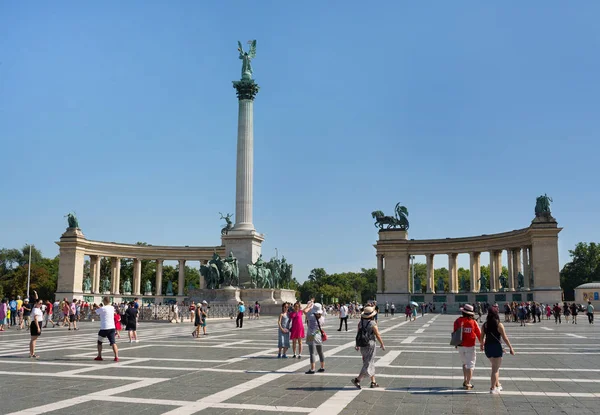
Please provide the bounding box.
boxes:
[355,320,373,347]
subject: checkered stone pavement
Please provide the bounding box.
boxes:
[1,311,599,414]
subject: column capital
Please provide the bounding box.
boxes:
[232,79,260,100]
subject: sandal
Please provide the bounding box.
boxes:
[370,382,380,388]
[29,354,39,359]
[351,378,361,389]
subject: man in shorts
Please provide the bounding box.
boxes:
[94,297,119,362]
[453,304,482,390]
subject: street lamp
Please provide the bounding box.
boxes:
[411,255,415,295]
[26,244,32,298]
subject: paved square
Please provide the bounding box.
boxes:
[1,313,599,414]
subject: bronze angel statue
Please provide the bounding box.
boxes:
[238,40,257,80]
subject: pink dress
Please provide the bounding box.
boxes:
[289,311,305,340]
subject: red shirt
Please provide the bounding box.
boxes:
[453,317,481,347]
[47,303,53,314]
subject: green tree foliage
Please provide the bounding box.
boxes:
[0,245,59,300]
[298,268,377,304]
[561,242,600,300]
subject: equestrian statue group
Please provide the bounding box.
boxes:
[372,203,409,230]
[200,251,240,289]
[247,255,293,289]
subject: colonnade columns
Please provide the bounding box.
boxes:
[522,247,530,290]
[469,252,480,293]
[506,250,514,291]
[527,247,533,289]
[155,259,163,296]
[133,259,141,296]
[494,251,503,290]
[512,249,522,289]
[178,259,186,296]
[376,255,385,293]
[111,257,121,294]
[199,260,206,290]
[489,251,497,292]
[90,255,100,293]
[448,253,458,293]
[426,254,434,293]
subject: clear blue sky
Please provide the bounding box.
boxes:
[1,2,599,280]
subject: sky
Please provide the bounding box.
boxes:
[1,2,599,281]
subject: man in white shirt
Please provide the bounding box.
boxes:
[94,296,119,362]
[337,304,349,331]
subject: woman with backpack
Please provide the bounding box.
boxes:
[351,305,385,389]
[481,307,515,394]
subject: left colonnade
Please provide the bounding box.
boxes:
[56,227,224,303]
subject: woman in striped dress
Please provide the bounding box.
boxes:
[351,306,385,389]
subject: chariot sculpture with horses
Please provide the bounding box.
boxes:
[372,203,409,230]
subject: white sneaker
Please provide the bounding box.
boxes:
[135,339,139,343]
[129,340,132,343]
[496,384,503,391]
[490,388,500,394]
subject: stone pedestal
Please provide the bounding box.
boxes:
[57,228,86,296]
[144,291,152,296]
[222,230,264,286]
[273,289,297,304]
[123,291,131,296]
[240,288,276,305]
[188,286,241,305]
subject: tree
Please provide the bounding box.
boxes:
[561,242,600,300]
[409,262,427,293]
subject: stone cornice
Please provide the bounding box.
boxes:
[55,237,225,261]
[375,222,562,256]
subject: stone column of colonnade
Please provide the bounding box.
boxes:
[527,247,533,289]
[448,253,458,293]
[489,251,497,292]
[469,252,481,293]
[494,251,503,291]
[155,260,163,296]
[512,248,523,290]
[506,250,514,291]
[90,255,100,293]
[133,258,141,296]
[178,259,186,296]
[426,254,434,293]
[111,257,121,294]
[522,247,530,290]
[198,260,206,290]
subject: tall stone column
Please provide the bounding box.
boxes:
[528,247,534,289]
[178,259,186,296]
[223,75,264,286]
[506,250,514,291]
[377,254,385,293]
[90,255,100,293]
[448,253,458,293]
[426,254,434,293]
[133,259,141,296]
[469,252,480,293]
[111,257,121,294]
[513,248,522,289]
[232,79,259,231]
[489,251,496,292]
[155,259,163,296]
[521,247,529,290]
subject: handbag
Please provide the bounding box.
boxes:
[316,318,327,342]
[450,322,463,346]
